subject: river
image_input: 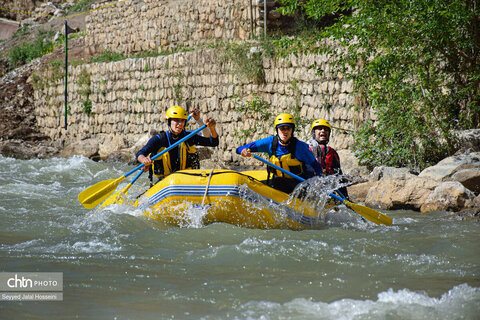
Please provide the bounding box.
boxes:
[0,155,479,319]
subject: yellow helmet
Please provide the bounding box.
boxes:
[311,118,332,132]
[165,106,188,120]
[274,113,295,129]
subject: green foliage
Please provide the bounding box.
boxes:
[221,40,274,84]
[54,29,86,48]
[12,25,29,38]
[65,0,94,15]
[81,98,92,115]
[76,69,92,115]
[78,48,190,67]
[276,0,349,20]
[277,0,480,171]
[8,30,55,68]
[235,94,274,121]
[233,94,273,140]
[173,71,184,104]
[89,51,127,63]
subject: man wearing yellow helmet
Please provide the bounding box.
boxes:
[136,106,219,182]
[308,118,349,199]
[236,113,323,194]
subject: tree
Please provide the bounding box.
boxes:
[276,0,480,171]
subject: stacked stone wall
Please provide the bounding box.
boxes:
[86,0,259,54]
[33,48,368,165]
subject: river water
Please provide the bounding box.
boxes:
[1,155,479,319]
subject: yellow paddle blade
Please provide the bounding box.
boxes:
[98,182,133,209]
[343,200,392,226]
[78,176,125,209]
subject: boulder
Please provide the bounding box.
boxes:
[0,139,59,159]
[106,150,132,162]
[98,134,128,160]
[369,166,414,182]
[61,138,99,159]
[364,167,440,210]
[418,152,480,182]
[451,168,480,194]
[347,181,373,202]
[131,133,150,157]
[420,181,477,213]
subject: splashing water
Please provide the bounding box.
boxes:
[1,155,478,319]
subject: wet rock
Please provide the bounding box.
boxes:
[0,140,36,159]
[0,139,58,159]
[420,181,477,213]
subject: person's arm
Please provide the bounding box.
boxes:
[191,134,219,147]
[192,109,211,137]
[188,117,219,146]
[204,118,217,139]
[136,135,163,171]
[236,136,273,157]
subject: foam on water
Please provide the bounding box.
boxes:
[224,284,480,320]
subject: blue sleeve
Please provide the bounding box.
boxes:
[296,141,323,176]
[136,135,163,158]
[236,136,274,156]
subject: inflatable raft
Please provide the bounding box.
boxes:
[127,169,334,230]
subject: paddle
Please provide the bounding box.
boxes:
[251,154,392,226]
[78,124,207,209]
[98,169,144,209]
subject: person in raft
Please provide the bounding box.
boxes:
[136,106,219,184]
[236,113,323,194]
[307,118,350,200]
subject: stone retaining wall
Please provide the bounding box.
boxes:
[86,0,260,54]
[32,0,371,165]
[33,46,369,165]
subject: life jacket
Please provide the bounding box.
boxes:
[151,131,199,179]
[310,142,340,175]
[267,136,306,179]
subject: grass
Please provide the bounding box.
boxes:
[8,29,56,68]
[64,0,94,16]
